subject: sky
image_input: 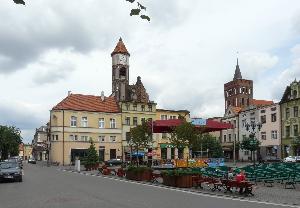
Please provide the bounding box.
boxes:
[0,0,300,143]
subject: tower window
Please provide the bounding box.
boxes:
[119,67,126,78]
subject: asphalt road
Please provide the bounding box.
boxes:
[0,163,298,208]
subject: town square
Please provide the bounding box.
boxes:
[1,1,300,208]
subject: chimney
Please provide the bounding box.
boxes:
[101,91,105,101]
[68,91,72,96]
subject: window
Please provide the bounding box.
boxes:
[74,135,78,141]
[69,135,74,141]
[234,134,237,141]
[170,115,177,119]
[99,136,105,142]
[133,117,138,126]
[52,135,54,141]
[244,151,249,156]
[126,132,131,141]
[260,110,266,113]
[55,135,58,141]
[250,117,255,124]
[294,125,299,136]
[271,131,277,139]
[125,117,130,125]
[260,115,266,124]
[110,118,116,128]
[286,126,290,137]
[286,108,290,119]
[81,136,88,142]
[99,118,105,128]
[133,104,137,111]
[241,98,244,105]
[250,112,255,116]
[125,104,130,111]
[224,135,227,142]
[261,132,266,140]
[228,134,232,142]
[242,119,246,127]
[81,117,88,127]
[110,136,116,142]
[148,105,152,112]
[271,107,276,111]
[233,120,236,128]
[141,105,145,111]
[141,118,146,124]
[161,115,167,120]
[294,106,299,117]
[70,116,77,127]
[271,113,276,122]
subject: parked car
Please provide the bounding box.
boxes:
[283,156,297,163]
[296,156,300,163]
[28,158,36,164]
[263,156,281,163]
[8,157,23,168]
[105,159,123,166]
[0,162,23,182]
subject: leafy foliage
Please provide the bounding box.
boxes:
[240,136,261,152]
[191,134,224,158]
[130,9,141,16]
[129,122,153,150]
[13,0,25,5]
[84,139,99,167]
[169,121,197,149]
[0,125,22,160]
[126,0,150,22]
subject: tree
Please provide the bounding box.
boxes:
[84,139,99,167]
[169,121,197,160]
[191,133,223,158]
[129,122,152,166]
[0,125,22,160]
[240,135,261,164]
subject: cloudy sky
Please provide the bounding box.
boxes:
[1,0,300,143]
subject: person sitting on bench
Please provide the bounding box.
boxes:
[235,170,246,194]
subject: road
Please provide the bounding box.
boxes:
[0,163,298,208]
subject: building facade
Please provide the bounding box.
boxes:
[32,125,49,161]
[280,80,300,157]
[49,94,122,165]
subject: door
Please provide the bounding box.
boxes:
[99,149,105,162]
[110,149,116,159]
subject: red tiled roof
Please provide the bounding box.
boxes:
[52,94,120,113]
[111,38,130,56]
[250,99,273,106]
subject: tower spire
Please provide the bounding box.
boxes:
[233,52,242,80]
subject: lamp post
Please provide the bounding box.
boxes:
[245,121,262,167]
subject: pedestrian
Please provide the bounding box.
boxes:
[235,170,246,194]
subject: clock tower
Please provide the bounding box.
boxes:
[111,38,130,101]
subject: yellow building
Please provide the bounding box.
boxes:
[153,109,190,160]
[49,93,122,165]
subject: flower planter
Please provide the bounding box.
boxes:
[85,163,99,171]
[176,175,193,188]
[126,169,152,181]
[162,175,177,187]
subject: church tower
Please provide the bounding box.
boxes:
[111,38,130,102]
[224,59,253,112]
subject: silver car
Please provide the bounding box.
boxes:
[0,162,23,182]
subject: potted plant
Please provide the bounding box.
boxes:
[84,140,99,171]
[126,166,153,181]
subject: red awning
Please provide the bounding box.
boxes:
[152,119,232,133]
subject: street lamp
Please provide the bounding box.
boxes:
[244,121,262,166]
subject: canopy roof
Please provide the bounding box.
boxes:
[152,119,232,133]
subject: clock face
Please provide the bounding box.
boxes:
[119,54,127,64]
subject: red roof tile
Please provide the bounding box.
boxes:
[250,99,273,106]
[111,38,130,56]
[52,94,120,113]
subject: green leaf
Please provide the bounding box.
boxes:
[130,8,141,16]
[13,0,25,5]
[137,2,146,10]
[126,0,135,3]
[140,15,150,22]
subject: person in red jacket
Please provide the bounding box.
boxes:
[235,170,246,194]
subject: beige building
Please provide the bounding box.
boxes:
[153,109,190,160]
[49,93,122,165]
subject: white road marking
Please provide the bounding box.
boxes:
[59,169,300,208]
